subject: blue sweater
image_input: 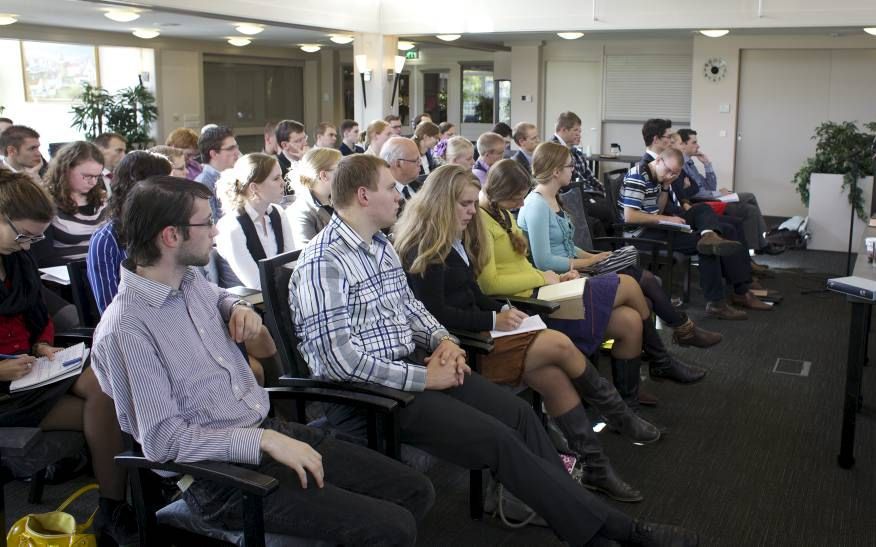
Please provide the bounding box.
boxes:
[517,191,581,273]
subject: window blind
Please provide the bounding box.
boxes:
[603,55,692,122]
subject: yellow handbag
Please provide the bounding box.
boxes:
[6,483,99,547]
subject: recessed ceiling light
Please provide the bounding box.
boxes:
[104,9,140,23]
[699,29,730,38]
[132,29,160,39]
[300,44,321,53]
[329,35,354,45]
[557,32,584,40]
[235,23,264,35]
[397,41,415,51]
[864,28,876,36]
[436,34,461,42]
[227,37,252,47]
[0,14,18,25]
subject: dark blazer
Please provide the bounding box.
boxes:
[512,150,531,173]
[276,153,292,180]
[404,248,501,332]
[339,142,364,156]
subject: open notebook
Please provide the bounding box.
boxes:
[10,343,87,393]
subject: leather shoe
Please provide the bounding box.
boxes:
[750,260,770,272]
[649,357,706,384]
[756,242,786,255]
[731,291,773,311]
[575,461,644,503]
[628,519,699,546]
[695,231,742,256]
[672,319,722,348]
[705,301,747,320]
[638,388,658,406]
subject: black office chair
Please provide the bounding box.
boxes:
[66,259,101,328]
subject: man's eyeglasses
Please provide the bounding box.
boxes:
[177,218,216,228]
[219,144,240,152]
[397,158,420,165]
[5,215,46,244]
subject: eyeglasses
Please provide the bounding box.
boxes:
[398,158,420,165]
[4,215,46,244]
[219,144,240,152]
[75,172,102,182]
[177,218,216,228]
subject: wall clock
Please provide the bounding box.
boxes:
[703,57,727,82]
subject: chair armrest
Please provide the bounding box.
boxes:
[114,452,278,496]
[264,385,399,412]
[276,376,416,406]
[449,329,494,354]
[0,427,42,450]
[499,296,560,316]
[594,236,669,249]
[54,327,94,346]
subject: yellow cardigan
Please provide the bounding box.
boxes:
[477,208,547,297]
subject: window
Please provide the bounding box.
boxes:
[461,64,494,123]
[21,41,97,102]
[496,80,511,125]
[422,71,448,125]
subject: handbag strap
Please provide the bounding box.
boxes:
[56,483,100,532]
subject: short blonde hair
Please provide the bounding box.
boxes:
[476,132,505,156]
[217,153,280,214]
[366,120,390,145]
[297,147,342,190]
[445,136,473,163]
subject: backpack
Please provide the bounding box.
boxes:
[765,215,809,250]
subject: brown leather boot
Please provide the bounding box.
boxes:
[672,318,723,348]
[705,301,748,320]
[732,291,773,311]
[696,231,743,256]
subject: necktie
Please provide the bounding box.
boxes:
[402,186,412,200]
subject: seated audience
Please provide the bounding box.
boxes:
[444,136,475,171]
[384,114,403,136]
[620,147,770,319]
[396,164,659,502]
[431,121,456,160]
[286,147,340,250]
[472,132,506,186]
[0,170,135,544]
[165,127,202,180]
[0,125,43,184]
[491,122,515,158]
[87,150,173,313]
[338,119,364,156]
[477,159,664,408]
[34,142,108,267]
[289,154,696,546]
[93,132,127,197]
[195,125,240,219]
[275,120,308,180]
[91,176,434,544]
[313,122,337,149]
[518,142,714,379]
[262,120,279,155]
[148,145,187,178]
[412,121,440,175]
[363,119,393,157]
[381,137,422,204]
[512,122,540,172]
[215,154,293,289]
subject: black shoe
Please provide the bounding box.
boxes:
[95,501,140,547]
[627,519,699,546]
[756,243,786,255]
[649,357,706,384]
[576,461,644,503]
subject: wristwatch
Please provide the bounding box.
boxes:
[232,299,254,312]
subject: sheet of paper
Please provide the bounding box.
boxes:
[10,343,86,393]
[718,193,740,203]
[490,314,547,339]
[657,220,693,232]
[39,266,71,285]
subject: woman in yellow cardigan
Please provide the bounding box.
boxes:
[477,159,652,409]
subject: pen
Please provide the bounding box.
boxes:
[0,353,27,359]
[61,358,81,368]
[505,298,516,311]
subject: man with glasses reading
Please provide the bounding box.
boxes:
[195,125,240,220]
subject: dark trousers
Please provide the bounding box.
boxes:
[183,418,434,546]
[640,204,751,302]
[327,372,630,544]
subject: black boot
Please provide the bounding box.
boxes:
[610,357,643,410]
[554,405,643,502]
[641,320,707,385]
[571,364,660,445]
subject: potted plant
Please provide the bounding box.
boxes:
[70,77,158,149]
[792,121,876,221]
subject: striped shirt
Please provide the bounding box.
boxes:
[91,263,267,465]
[86,221,126,313]
[618,163,662,221]
[43,203,108,266]
[289,214,449,392]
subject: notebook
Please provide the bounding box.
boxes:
[490,314,547,339]
[10,343,87,393]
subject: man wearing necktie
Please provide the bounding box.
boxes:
[380,137,423,219]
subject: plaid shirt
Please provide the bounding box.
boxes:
[289,214,449,392]
[551,135,603,193]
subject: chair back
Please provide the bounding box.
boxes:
[258,250,310,378]
[558,183,596,250]
[602,168,629,229]
[67,259,100,327]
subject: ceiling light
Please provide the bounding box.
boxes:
[0,14,18,25]
[557,32,584,40]
[227,37,252,47]
[864,28,876,36]
[397,41,415,51]
[329,35,354,45]
[436,34,461,42]
[300,44,321,53]
[104,9,140,23]
[699,29,730,38]
[235,23,264,35]
[132,29,160,39]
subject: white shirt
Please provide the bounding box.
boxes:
[419,155,431,175]
[215,202,294,289]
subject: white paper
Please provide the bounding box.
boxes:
[490,314,547,339]
[10,343,86,393]
[39,266,71,285]
[718,193,740,203]
[657,220,693,232]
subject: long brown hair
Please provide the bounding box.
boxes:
[0,170,55,222]
[44,141,105,215]
[412,121,440,153]
[394,164,488,276]
[481,159,531,255]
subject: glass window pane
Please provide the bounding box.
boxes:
[462,66,494,123]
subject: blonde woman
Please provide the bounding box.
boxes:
[286,147,341,249]
[148,145,187,178]
[363,120,393,157]
[412,120,440,175]
[215,153,292,289]
[444,136,475,171]
[395,164,658,501]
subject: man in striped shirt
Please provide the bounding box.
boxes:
[289,154,697,547]
[91,175,434,544]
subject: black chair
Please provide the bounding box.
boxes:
[66,259,101,328]
[258,250,503,519]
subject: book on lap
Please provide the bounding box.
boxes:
[537,277,587,320]
[9,343,87,393]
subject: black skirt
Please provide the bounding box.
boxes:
[0,363,87,428]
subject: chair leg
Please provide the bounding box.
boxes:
[28,468,46,504]
[469,470,484,520]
